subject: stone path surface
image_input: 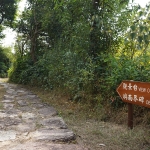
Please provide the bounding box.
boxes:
[0,82,87,150]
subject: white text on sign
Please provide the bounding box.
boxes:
[123,83,150,93]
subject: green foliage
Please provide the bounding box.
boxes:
[0,0,18,26]
[8,55,33,83]
[0,0,18,40]
[99,3,150,108]
[127,4,150,53]
[0,47,11,77]
[99,51,150,108]
[9,0,150,115]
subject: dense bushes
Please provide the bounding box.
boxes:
[100,52,150,108]
[9,46,150,108]
[0,47,10,78]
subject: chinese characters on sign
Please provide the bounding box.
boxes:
[117,81,150,108]
[123,83,145,103]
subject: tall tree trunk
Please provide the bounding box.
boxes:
[89,0,100,94]
[31,35,37,63]
[89,0,100,59]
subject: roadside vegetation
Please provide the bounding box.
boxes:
[0,47,12,78]
[0,85,5,109]
[7,0,150,125]
[0,0,18,77]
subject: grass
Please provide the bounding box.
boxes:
[25,86,150,150]
[0,79,7,109]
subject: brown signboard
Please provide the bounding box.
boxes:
[117,80,150,108]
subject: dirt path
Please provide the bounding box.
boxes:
[0,81,87,150]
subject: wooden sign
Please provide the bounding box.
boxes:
[117,80,150,108]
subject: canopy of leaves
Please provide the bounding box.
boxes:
[0,0,19,26]
[0,0,19,43]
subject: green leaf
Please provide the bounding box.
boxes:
[138,36,143,44]
[145,40,149,45]
[145,26,149,32]
[130,25,136,31]
[139,25,144,32]
[144,34,148,41]
[130,32,136,40]
[139,11,143,17]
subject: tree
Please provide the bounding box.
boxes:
[11,0,132,96]
[0,0,18,25]
[15,0,48,63]
[0,0,19,43]
[0,0,18,77]
[125,4,150,58]
[0,46,11,77]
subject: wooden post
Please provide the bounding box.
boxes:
[128,103,133,129]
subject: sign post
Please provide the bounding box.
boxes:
[117,80,150,129]
[128,103,133,129]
